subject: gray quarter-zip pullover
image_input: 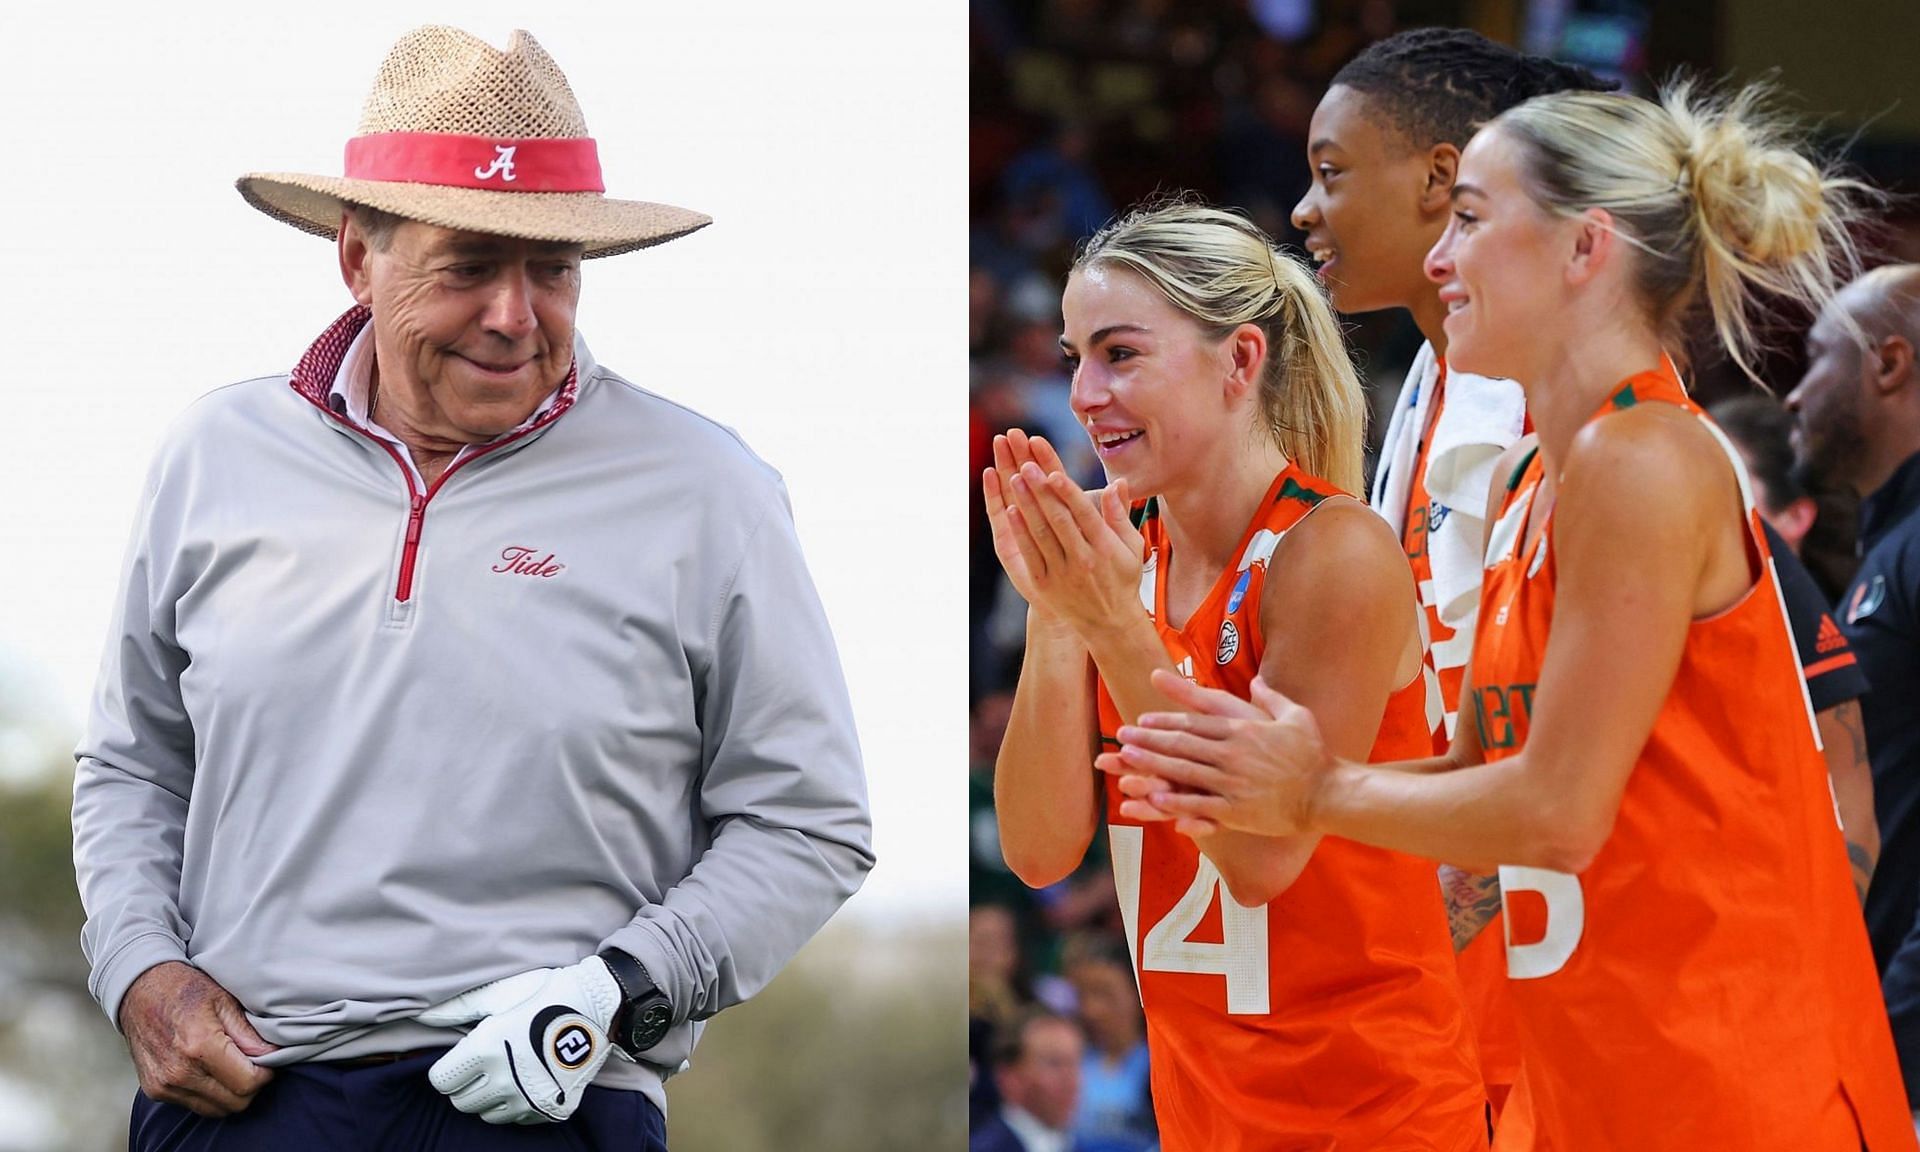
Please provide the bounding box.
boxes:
[72,307,874,1112]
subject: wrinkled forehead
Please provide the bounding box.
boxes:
[399,218,585,259]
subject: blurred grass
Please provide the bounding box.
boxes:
[666,915,968,1152]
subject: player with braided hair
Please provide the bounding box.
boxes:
[1327,27,1616,156]
[1292,27,1612,1123]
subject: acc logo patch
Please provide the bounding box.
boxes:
[1226,569,1251,615]
[1216,620,1240,665]
[1848,575,1887,625]
[552,1023,595,1069]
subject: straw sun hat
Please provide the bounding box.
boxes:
[238,26,709,259]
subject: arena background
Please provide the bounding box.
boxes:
[0,3,965,1149]
[970,2,1920,1146]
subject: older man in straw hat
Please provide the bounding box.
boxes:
[71,25,873,1148]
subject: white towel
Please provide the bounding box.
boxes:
[1370,342,1527,628]
[1371,343,1438,539]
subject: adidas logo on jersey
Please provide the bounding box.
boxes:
[1816,615,1846,654]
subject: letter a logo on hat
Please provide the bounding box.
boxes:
[475,144,519,182]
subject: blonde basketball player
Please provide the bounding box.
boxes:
[985,202,1486,1151]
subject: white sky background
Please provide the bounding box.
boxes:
[0,3,965,925]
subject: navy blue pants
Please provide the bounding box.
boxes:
[129,1050,667,1151]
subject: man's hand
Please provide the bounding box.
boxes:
[119,961,278,1117]
[418,956,624,1125]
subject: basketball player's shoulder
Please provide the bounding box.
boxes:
[1565,404,1725,516]
[1556,412,1731,572]
[1269,496,1412,612]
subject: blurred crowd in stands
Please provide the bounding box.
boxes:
[968,3,1919,1149]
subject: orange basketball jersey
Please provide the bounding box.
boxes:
[1096,465,1487,1152]
[1403,362,1522,1120]
[1473,363,1914,1151]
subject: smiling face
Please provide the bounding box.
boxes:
[343,217,584,445]
[1061,263,1245,495]
[1292,85,1451,316]
[1424,126,1575,383]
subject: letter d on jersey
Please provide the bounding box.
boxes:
[1498,865,1584,979]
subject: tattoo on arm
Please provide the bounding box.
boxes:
[1839,701,1872,790]
[1440,864,1503,953]
[1850,842,1874,906]
[1836,700,1876,904]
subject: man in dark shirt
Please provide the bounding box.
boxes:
[1714,394,1877,899]
[1786,262,1920,1104]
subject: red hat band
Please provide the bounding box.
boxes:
[344,132,605,193]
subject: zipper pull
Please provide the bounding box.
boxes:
[405,495,426,546]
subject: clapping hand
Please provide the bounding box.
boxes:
[981,429,1145,638]
[1097,668,1337,839]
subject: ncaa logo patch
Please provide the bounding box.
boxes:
[1226,569,1251,615]
[553,1023,595,1069]
[1216,620,1240,665]
[1848,575,1887,625]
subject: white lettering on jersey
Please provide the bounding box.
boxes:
[1499,865,1585,979]
[1110,825,1271,1014]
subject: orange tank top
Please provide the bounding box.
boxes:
[1097,464,1487,1152]
[1404,362,1521,1119]
[1473,363,1913,1151]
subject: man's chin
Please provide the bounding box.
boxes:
[455,417,531,442]
[443,382,560,430]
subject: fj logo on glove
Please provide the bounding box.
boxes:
[553,1024,594,1069]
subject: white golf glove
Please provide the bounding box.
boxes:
[417,956,625,1125]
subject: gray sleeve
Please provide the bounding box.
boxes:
[70,472,196,1030]
[602,488,874,1027]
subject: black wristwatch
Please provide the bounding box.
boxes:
[597,947,673,1056]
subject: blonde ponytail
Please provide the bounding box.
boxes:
[1075,201,1367,494]
[1494,78,1876,382]
[1263,254,1367,495]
